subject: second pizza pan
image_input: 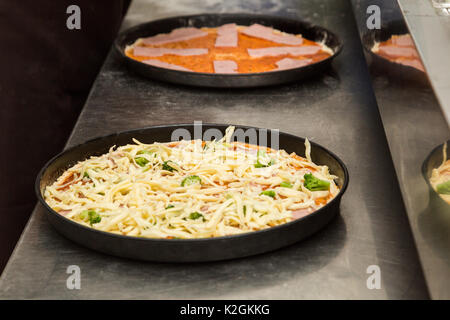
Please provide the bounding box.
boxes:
[422,140,450,209]
[36,124,349,262]
[362,20,427,84]
[114,14,343,88]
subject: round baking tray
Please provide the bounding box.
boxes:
[422,140,450,209]
[362,20,427,84]
[114,13,343,88]
[36,124,349,262]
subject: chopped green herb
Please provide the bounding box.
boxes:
[166,204,175,209]
[135,157,149,167]
[181,175,201,187]
[162,160,177,172]
[280,181,293,188]
[243,205,247,216]
[254,150,275,168]
[79,210,88,220]
[83,171,90,179]
[189,212,203,220]
[260,190,276,198]
[436,180,450,195]
[88,210,101,225]
[303,173,330,191]
[79,210,101,225]
[137,150,153,156]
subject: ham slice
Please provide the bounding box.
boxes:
[275,58,312,70]
[378,46,418,58]
[291,208,313,219]
[142,59,192,71]
[391,34,414,47]
[58,209,71,216]
[395,59,425,72]
[215,23,238,47]
[133,47,208,57]
[241,24,303,45]
[141,27,208,45]
[213,60,238,73]
[247,46,321,58]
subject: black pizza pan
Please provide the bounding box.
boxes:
[419,140,450,262]
[36,124,349,262]
[422,140,450,209]
[114,13,343,88]
[361,20,427,84]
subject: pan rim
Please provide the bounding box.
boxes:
[114,12,343,78]
[422,140,450,188]
[361,19,425,74]
[35,123,349,244]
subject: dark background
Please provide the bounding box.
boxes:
[0,0,130,274]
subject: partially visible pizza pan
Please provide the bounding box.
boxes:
[114,14,343,88]
[36,124,349,262]
[362,20,427,84]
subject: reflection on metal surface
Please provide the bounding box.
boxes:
[398,0,450,125]
[422,141,450,206]
[0,0,430,299]
[361,19,427,84]
[352,0,450,299]
[431,1,450,15]
[432,0,450,7]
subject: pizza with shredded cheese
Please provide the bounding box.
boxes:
[430,142,450,204]
[125,23,333,74]
[44,126,340,238]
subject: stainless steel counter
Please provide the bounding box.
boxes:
[351,0,450,299]
[398,0,450,124]
[0,0,429,299]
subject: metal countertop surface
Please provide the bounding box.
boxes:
[0,0,429,299]
[398,0,450,125]
[352,0,450,299]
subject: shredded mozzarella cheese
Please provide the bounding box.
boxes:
[44,126,340,238]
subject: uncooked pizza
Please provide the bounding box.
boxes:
[125,23,333,73]
[372,34,424,71]
[43,126,340,239]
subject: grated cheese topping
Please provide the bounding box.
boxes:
[44,126,340,238]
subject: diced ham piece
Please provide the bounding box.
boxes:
[58,209,71,216]
[133,47,208,57]
[241,24,303,45]
[275,58,313,70]
[378,46,418,58]
[247,46,320,58]
[215,23,238,47]
[247,46,321,58]
[391,34,414,47]
[291,208,313,219]
[141,27,208,45]
[213,60,238,73]
[396,59,425,72]
[142,59,192,72]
